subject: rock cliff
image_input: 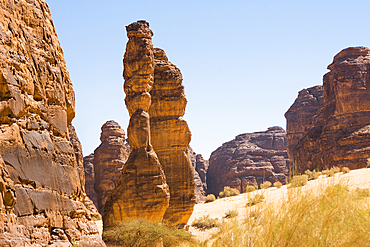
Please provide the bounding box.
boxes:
[189,147,208,203]
[83,153,98,209]
[93,120,130,213]
[149,48,195,225]
[103,21,170,229]
[0,0,105,245]
[289,47,370,173]
[207,127,289,196]
[285,86,323,159]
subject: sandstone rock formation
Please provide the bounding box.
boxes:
[285,86,323,159]
[207,127,289,196]
[0,1,105,245]
[189,147,209,203]
[103,21,170,229]
[84,153,98,209]
[93,120,130,213]
[288,47,370,173]
[149,48,195,225]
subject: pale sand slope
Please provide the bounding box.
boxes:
[96,168,370,240]
[187,168,370,241]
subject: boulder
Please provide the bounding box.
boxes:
[206,127,289,196]
[288,47,370,172]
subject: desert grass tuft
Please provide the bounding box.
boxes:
[210,182,370,247]
[219,186,240,198]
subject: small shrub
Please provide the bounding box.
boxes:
[224,209,239,218]
[245,185,256,193]
[342,167,350,173]
[289,175,308,188]
[247,193,265,207]
[367,158,370,168]
[103,218,196,246]
[355,188,370,198]
[327,169,335,177]
[205,194,216,203]
[192,215,219,230]
[260,181,272,189]
[321,169,330,176]
[219,186,240,198]
[331,166,341,173]
[305,169,320,180]
[273,181,282,188]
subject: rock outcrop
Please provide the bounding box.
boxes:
[285,86,323,159]
[83,153,98,209]
[206,127,289,196]
[103,21,170,229]
[189,147,208,203]
[93,121,130,213]
[288,47,370,173]
[149,48,195,225]
[0,1,105,245]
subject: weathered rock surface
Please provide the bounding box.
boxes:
[149,48,195,225]
[289,47,370,172]
[285,86,323,159]
[0,1,105,245]
[93,120,130,213]
[206,127,289,196]
[189,147,209,203]
[103,21,170,229]
[83,153,98,209]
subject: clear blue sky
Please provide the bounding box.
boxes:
[47,0,370,159]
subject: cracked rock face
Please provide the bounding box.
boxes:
[103,21,170,229]
[206,127,289,196]
[93,120,130,213]
[288,47,370,173]
[0,1,105,246]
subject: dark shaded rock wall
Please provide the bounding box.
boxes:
[207,127,289,196]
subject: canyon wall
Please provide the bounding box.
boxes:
[0,0,104,245]
[207,127,289,196]
[93,120,130,213]
[189,147,208,203]
[83,153,98,209]
[288,47,370,173]
[103,21,170,229]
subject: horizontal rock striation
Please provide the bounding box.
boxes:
[0,1,105,245]
[93,120,130,213]
[289,47,370,173]
[103,21,170,230]
[207,127,289,196]
[285,86,323,159]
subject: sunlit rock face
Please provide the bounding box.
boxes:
[93,120,130,213]
[285,86,323,160]
[289,47,370,173]
[150,48,195,225]
[207,127,289,196]
[102,21,170,229]
[0,0,105,245]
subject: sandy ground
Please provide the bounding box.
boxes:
[96,168,370,241]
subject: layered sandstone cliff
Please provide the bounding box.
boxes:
[0,0,105,245]
[207,127,289,196]
[93,121,130,213]
[83,153,98,209]
[289,47,370,173]
[149,48,195,225]
[285,86,323,159]
[103,21,170,229]
[189,147,208,203]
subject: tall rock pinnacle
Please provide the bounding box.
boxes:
[102,21,170,229]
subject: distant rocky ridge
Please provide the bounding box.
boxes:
[206,127,289,196]
[189,147,209,203]
[287,47,370,173]
[83,153,98,209]
[0,0,105,245]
